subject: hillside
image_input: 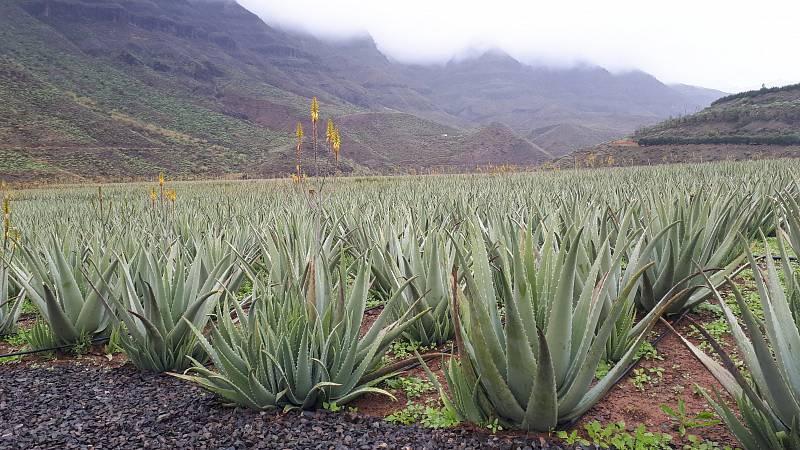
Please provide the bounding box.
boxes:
[408,53,714,135]
[335,114,551,171]
[555,83,800,169]
[633,83,800,145]
[668,84,728,108]
[0,0,725,183]
[527,123,621,157]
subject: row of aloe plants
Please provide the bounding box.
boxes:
[0,167,795,439]
[673,194,800,449]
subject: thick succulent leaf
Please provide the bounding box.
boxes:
[546,228,582,385]
[76,259,118,332]
[521,328,557,431]
[41,284,79,344]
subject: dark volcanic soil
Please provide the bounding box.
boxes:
[0,364,585,450]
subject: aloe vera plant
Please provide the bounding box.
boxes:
[175,255,429,410]
[441,226,676,431]
[12,237,117,347]
[0,264,24,335]
[371,228,455,346]
[598,217,649,363]
[678,242,800,450]
[776,194,800,317]
[110,248,239,372]
[635,190,760,314]
[255,214,344,283]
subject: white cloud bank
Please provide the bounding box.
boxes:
[238,0,799,92]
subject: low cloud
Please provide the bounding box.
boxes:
[238,0,799,92]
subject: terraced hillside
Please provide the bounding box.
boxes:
[633,83,800,145]
[554,83,800,169]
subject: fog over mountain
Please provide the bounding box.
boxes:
[0,0,783,183]
[239,0,800,93]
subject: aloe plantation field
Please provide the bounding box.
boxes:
[2,160,800,449]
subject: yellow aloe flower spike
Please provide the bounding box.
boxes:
[310,97,319,124]
[295,122,304,177]
[332,128,341,162]
[326,118,334,144]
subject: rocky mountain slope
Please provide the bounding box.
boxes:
[0,0,724,183]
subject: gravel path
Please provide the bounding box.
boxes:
[0,363,583,450]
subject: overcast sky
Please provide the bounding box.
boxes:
[238,0,799,93]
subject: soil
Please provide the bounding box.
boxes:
[360,306,384,337]
[0,302,742,449]
[570,316,737,448]
[0,364,586,450]
[350,312,738,448]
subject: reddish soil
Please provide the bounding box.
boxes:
[572,316,737,447]
[352,355,450,418]
[360,306,384,336]
[0,340,128,369]
[351,311,739,447]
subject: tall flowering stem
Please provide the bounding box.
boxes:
[150,188,157,210]
[332,127,341,168]
[158,171,166,216]
[326,118,334,152]
[2,194,10,250]
[310,97,319,177]
[295,122,304,179]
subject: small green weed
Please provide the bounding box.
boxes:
[683,434,736,450]
[385,401,459,429]
[486,417,503,434]
[1,331,26,347]
[584,421,672,450]
[631,367,664,391]
[71,332,93,355]
[595,360,611,380]
[660,398,720,437]
[556,430,590,446]
[636,342,663,361]
[385,376,435,399]
[389,340,432,359]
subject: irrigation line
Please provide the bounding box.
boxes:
[0,337,109,359]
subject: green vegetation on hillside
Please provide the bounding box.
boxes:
[711,82,800,105]
[634,81,800,147]
[637,133,800,146]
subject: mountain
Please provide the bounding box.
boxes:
[528,124,621,157]
[553,83,800,168]
[668,84,729,109]
[335,114,551,172]
[407,54,715,132]
[0,0,724,183]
